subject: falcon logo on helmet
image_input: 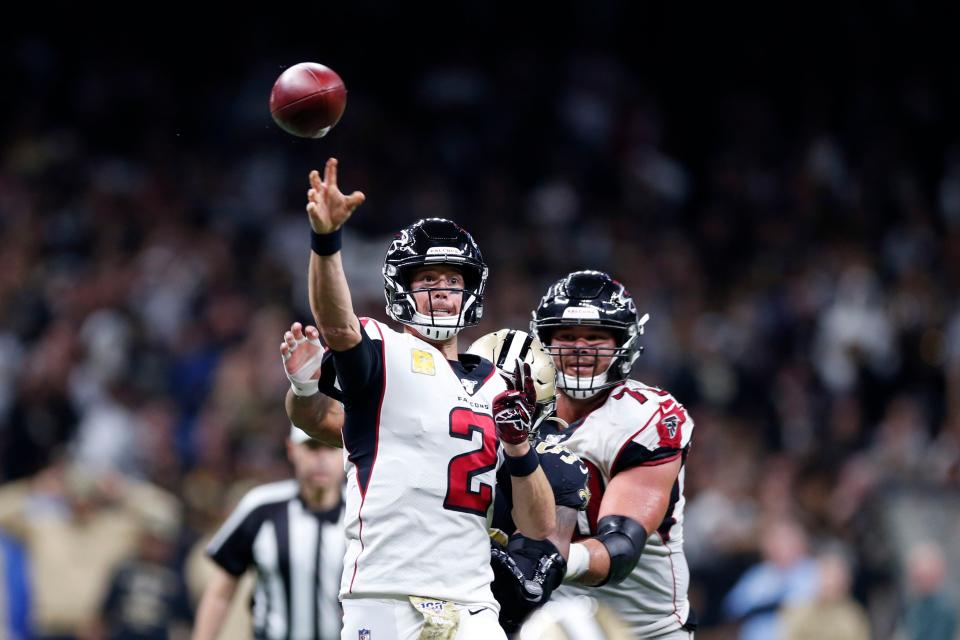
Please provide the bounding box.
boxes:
[383,218,488,341]
[531,270,649,400]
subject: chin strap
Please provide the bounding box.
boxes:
[408,311,464,340]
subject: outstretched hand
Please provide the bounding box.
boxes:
[306,158,366,234]
[280,322,325,396]
[508,359,537,406]
[493,360,537,445]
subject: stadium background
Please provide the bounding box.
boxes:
[2,3,958,638]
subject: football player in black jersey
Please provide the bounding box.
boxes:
[467,329,591,633]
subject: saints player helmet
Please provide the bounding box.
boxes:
[467,329,556,430]
[531,270,649,400]
[383,218,488,341]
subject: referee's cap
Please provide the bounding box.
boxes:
[289,424,314,444]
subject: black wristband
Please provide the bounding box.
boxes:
[504,446,540,477]
[310,228,343,256]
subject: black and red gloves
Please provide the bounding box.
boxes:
[492,360,537,445]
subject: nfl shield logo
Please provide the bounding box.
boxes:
[359,630,371,640]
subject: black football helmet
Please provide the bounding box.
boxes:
[530,270,649,399]
[383,218,488,340]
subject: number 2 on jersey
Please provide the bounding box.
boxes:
[443,408,498,516]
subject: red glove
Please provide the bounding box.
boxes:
[492,360,537,445]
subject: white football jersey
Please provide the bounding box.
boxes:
[334,318,507,610]
[542,379,694,637]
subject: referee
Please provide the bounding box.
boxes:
[193,426,345,640]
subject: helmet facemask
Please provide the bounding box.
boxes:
[383,219,488,341]
[404,280,479,341]
[545,327,642,399]
[531,270,649,400]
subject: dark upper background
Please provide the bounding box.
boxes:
[2,3,959,636]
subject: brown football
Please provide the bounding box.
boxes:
[269,62,347,138]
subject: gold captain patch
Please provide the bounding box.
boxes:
[411,349,436,375]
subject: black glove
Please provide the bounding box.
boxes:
[506,534,566,602]
[489,535,567,632]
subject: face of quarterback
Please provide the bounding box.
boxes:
[409,265,465,320]
[549,325,618,378]
[287,439,344,495]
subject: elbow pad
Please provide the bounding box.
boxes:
[595,515,647,586]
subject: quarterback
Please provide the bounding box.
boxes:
[287,158,555,640]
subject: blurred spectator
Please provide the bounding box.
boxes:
[1,320,79,481]
[899,542,957,640]
[781,551,870,640]
[813,265,897,394]
[870,395,932,477]
[0,463,179,639]
[683,418,759,626]
[87,521,192,640]
[0,533,31,640]
[722,518,818,640]
[68,309,147,476]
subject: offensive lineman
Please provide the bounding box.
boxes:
[531,270,697,639]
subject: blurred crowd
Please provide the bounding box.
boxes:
[2,7,960,639]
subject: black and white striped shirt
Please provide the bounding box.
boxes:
[207,480,344,640]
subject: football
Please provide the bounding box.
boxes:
[269,62,347,138]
